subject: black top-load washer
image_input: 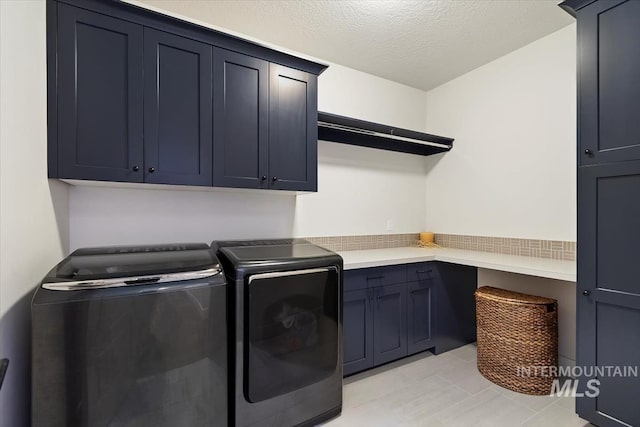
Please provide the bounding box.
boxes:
[32,244,228,427]
[212,239,343,427]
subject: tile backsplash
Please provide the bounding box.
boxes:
[304,234,419,252]
[304,233,576,261]
[435,233,575,261]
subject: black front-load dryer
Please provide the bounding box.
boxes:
[212,239,343,427]
[31,243,228,427]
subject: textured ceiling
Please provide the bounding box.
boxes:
[135,0,574,91]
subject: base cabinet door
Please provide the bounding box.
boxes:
[576,161,640,427]
[343,289,373,376]
[433,262,477,355]
[407,280,434,355]
[373,283,407,366]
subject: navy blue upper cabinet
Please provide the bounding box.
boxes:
[213,49,269,189]
[269,65,318,191]
[577,0,640,165]
[144,29,213,186]
[48,0,327,190]
[212,55,317,191]
[56,4,144,182]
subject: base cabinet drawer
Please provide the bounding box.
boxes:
[344,265,407,292]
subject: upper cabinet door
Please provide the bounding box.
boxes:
[213,49,269,189]
[57,4,143,182]
[143,29,213,186]
[579,0,640,165]
[268,65,318,191]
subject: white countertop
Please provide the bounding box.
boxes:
[336,247,576,282]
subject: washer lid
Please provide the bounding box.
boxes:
[43,244,221,290]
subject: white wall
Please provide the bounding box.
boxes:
[424,24,576,241]
[0,2,70,426]
[424,25,578,366]
[69,49,430,250]
[294,62,429,237]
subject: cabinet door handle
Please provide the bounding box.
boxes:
[416,269,432,274]
[582,289,591,296]
[261,176,267,181]
[148,167,155,173]
[584,148,593,156]
[272,176,278,182]
[367,275,384,281]
[368,289,373,311]
[132,165,139,172]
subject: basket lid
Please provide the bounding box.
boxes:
[475,286,556,305]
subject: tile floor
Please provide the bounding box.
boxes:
[322,344,594,427]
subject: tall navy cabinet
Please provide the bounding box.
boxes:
[561,1,640,426]
[56,4,144,182]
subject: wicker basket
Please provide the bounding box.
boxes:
[475,286,558,395]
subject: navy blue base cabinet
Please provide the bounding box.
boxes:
[343,288,374,375]
[373,282,408,366]
[48,0,325,191]
[343,262,477,376]
[432,263,477,355]
[561,1,640,426]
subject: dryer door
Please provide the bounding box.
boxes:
[245,267,339,402]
